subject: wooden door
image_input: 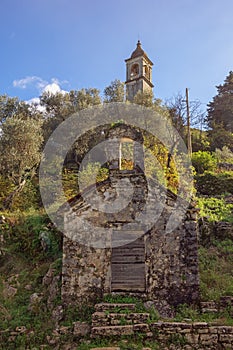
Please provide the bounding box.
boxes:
[111,236,145,292]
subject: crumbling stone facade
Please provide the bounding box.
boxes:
[61,124,200,307]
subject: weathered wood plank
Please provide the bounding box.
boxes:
[112,233,144,247]
[111,282,144,286]
[112,266,145,275]
[112,256,144,263]
[111,236,145,292]
[111,284,145,291]
[111,273,145,279]
[112,280,145,284]
[112,247,145,253]
[112,263,145,270]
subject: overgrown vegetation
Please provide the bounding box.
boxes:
[199,244,233,301]
[0,72,233,348]
[195,171,233,196]
[0,209,63,347]
[103,294,159,322]
[192,151,217,174]
[197,197,233,222]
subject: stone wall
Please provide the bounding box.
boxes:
[199,218,233,246]
[62,238,112,304]
[90,306,233,349]
[62,170,199,306]
[92,321,233,349]
[91,311,233,349]
[150,322,233,349]
[145,210,199,306]
[201,296,233,315]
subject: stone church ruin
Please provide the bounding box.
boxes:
[61,42,200,308]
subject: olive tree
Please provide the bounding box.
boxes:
[0,115,43,208]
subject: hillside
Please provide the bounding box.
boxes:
[0,163,233,349]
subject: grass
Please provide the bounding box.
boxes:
[173,302,233,326]
[78,337,160,350]
[103,294,147,314]
[168,333,187,346]
[0,209,62,262]
[0,253,56,339]
[61,304,95,326]
[199,245,233,300]
[103,294,140,304]
[0,209,63,348]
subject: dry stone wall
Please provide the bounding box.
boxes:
[151,322,233,349]
[62,171,199,307]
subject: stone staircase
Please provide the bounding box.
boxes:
[91,303,152,338]
[90,303,233,348]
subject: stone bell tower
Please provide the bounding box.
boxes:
[125,40,154,101]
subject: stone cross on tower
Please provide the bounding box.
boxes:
[125,40,154,101]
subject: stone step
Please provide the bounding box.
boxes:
[92,311,150,327]
[92,325,133,337]
[94,303,136,312]
[91,348,151,350]
[91,347,121,350]
[92,348,120,350]
[91,323,150,337]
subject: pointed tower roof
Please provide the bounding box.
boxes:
[131,40,145,58]
[125,40,153,65]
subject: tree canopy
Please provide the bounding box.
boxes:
[206,71,233,150]
[207,71,233,132]
[0,74,233,208]
[103,79,124,103]
[0,115,43,208]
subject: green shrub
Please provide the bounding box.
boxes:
[1,210,62,261]
[213,239,233,255]
[195,171,233,195]
[78,163,109,190]
[11,179,40,211]
[62,170,79,200]
[192,151,217,174]
[62,304,95,325]
[197,197,233,222]
[174,303,199,321]
[216,146,233,164]
[0,176,15,210]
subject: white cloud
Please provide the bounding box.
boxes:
[43,82,61,94]
[15,76,69,112]
[43,78,67,95]
[13,76,47,90]
[27,97,40,104]
[13,76,68,96]
[26,97,46,112]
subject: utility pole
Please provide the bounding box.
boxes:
[186,88,192,156]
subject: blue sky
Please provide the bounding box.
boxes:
[1,0,233,110]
